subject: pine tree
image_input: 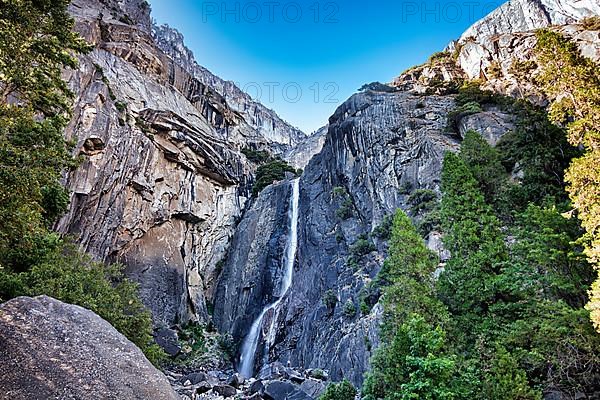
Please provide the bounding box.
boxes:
[534,29,600,332]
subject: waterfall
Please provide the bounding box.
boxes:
[239,178,300,378]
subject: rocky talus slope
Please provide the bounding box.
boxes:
[0,296,179,400]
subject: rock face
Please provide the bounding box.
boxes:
[58,0,312,328]
[151,24,314,160]
[455,0,600,44]
[0,296,178,400]
[215,90,463,385]
[214,181,293,341]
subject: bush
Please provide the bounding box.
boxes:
[9,241,165,365]
[358,82,397,93]
[336,198,354,220]
[407,189,438,214]
[372,215,393,240]
[343,299,357,318]
[242,147,272,164]
[320,379,357,400]
[322,289,338,310]
[581,16,600,30]
[359,282,381,315]
[115,101,127,113]
[349,236,376,257]
[253,160,298,196]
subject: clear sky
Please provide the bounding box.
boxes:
[150,0,506,133]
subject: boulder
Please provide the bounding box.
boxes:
[155,327,181,357]
[213,384,238,397]
[249,379,265,395]
[263,381,312,400]
[0,296,179,400]
[181,371,207,385]
[228,372,245,388]
[195,381,213,394]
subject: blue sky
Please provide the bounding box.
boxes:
[151,0,506,133]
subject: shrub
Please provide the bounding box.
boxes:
[322,289,338,310]
[343,299,357,318]
[358,82,397,93]
[253,160,297,196]
[115,101,127,112]
[242,147,272,164]
[320,379,356,400]
[336,198,354,220]
[581,16,600,30]
[428,51,452,63]
[407,189,438,214]
[349,236,376,257]
[359,283,381,315]
[332,186,347,197]
[372,215,393,240]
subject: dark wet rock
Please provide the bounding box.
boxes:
[213,384,238,397]
[250,379,265,395]
[155,327,181,357]
[228,372,246,388]
[196,381,213,394]
[0,296,178,400]
[181,371,207,385]
[263,381,312,400]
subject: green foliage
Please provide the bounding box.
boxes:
[358,82,397,93]
[407,189,438,214]
[252,160,297,196]
[342,299,357,318]
[376,210,446,338]
[323,289,338,310]
[428,51,452,63]
[484,347,542,400]
[0,241,164,364]
[446,101,482,131]
[349,235,376,258]
[0,0,163,367]
[533,29,600,332]
[332,186,348,197]
[459,131,507,205]
[242,147,272,164]
[372,215,393,240]
[336,198,354,220]
[115,101,127,113]
[359,282,380,315]
[363,315,473,400]
[438,152,506,333]
[320,379,357,400]
[581,16,600,30]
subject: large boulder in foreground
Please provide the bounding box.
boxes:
[0,295,178,400]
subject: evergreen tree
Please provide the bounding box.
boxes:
[534,29,600,332]
[438,152,506,340]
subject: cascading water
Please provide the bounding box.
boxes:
[238,178,300,378]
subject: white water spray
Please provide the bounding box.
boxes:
[239,178,300,378]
